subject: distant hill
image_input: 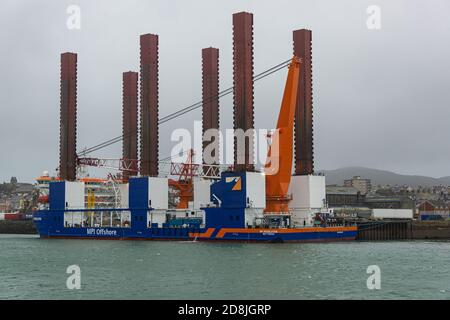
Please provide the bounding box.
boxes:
[318,167,450,187]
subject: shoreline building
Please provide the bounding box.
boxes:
[344,176,372,195]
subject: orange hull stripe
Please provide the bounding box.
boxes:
[188,228,215,239]
[216,226,357,239]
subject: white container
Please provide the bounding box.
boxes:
[193,177,211,209]
[65,181,85,209]
[372,209,413,219]
[289,175,326,210]
[148,177,168,210]
[245,172,266,209]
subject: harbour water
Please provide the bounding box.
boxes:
[0,235,449,299]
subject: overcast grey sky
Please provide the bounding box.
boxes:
[0,0,449,183]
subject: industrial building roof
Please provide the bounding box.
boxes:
[326,186,359,195]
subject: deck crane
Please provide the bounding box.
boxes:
[168,149,196,209]
[264,56,301,214]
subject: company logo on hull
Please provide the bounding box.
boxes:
[86,228,118,236]
[225,177,242,191]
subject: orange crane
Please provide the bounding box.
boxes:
[264,56,302,213]
[168,149,197,209]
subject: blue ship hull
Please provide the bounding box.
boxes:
[33,210,357,243]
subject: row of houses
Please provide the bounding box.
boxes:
[0,183,35,213]
[417,200,450,221]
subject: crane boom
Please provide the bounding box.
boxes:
[264,56,301,213]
